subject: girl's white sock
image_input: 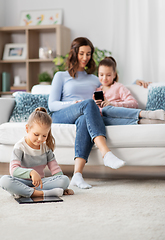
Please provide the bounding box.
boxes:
[139,119,165,124]
[141,109,165,120]
[103,151,125,169]
[43,188,63,197]
[70,172,92,189]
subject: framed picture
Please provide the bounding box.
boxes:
[20,9,63,26]
[3,44,27,60]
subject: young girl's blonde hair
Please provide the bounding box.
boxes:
[27,107,55,151]
[98,56,119,82]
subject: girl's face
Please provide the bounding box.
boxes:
[25,123,50,149]
[98,66,116,87]
[77,45,92,71]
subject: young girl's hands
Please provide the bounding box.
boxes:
[94,99,102,106]
[30,170,43,189]
[93,94,102,106]
[100,98,114,108]
[93,94,113,108]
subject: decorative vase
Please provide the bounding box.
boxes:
[2,72,10,92]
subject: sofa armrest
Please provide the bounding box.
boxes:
[0,98,15,124]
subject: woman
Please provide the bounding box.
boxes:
[48,37,125,189]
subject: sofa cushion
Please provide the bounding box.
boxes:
[9,92,51,122]
[31,84,51,94]
[0,122,76,147]
[146,84,165,111]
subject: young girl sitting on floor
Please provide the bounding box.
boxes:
[0,107,74,198]
[94,57,165,125]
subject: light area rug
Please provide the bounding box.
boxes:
[0,178,165,240]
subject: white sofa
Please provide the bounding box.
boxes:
[0,85,165,168]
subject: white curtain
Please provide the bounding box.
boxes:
[110,0,165,84]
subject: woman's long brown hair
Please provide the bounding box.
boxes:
[67,37,96,78]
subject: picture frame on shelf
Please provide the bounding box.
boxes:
[3,43,27,60]
[19,9,63,26]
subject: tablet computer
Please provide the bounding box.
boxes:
[15,196,63,204]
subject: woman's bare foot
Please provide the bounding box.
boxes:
[64,189,74,195]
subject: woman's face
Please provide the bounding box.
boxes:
[77,45,92,71]
[98,66,116,87]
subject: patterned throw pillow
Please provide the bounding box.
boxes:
[146,85,165,111]
[9,92,51,122]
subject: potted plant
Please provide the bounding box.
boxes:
[38,71,52,85]
[93,47,111,75]
[53,48,111,76]
[53,54,68,75]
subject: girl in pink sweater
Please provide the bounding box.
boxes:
[94,57,165,125]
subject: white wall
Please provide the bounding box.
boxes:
[3,0,113,49]
[0,0,5,26]
[1,0,165,84]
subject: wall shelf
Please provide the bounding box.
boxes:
[0,25,71,95]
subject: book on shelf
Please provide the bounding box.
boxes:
[0,94,13,98]
[10,85,27,92]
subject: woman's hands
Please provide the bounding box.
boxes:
[30,170,43,189]
[75,100,83,103]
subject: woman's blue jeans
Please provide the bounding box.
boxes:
[102,105,141,125]
[51,99,106,162]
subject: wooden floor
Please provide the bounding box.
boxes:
[1,162,165,179]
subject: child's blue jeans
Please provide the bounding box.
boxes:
[0,174,69,197]
[102,105,141,125]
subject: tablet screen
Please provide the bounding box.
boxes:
[15,196,63,204]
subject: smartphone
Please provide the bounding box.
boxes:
[94,91,104,101]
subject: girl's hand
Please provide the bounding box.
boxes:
[95,99,102,106]
[101,99,113,108]
[30,170,43,189]
[93,94,102,106]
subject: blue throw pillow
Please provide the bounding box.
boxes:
[146,86,165,111]
[9,92,51,122]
